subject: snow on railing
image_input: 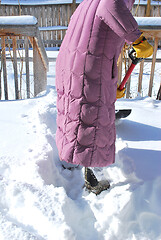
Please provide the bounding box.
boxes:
[0,15,49,100]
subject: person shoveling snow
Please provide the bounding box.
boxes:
[55,0,153,194]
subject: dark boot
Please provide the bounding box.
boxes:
[84,167,110,195]
[62,164,79,171]
[85,167,99,187]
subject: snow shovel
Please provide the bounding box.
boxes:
[118,48,143,91]
[115,48,143,120]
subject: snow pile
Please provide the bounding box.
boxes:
[0,52,161,239]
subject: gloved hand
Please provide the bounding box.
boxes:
[132,33,153,59]
[116,84,125,99]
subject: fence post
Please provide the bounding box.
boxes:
[148,37,158,97]
[12,36,19,99]
[72,0,76,14]
[117,50,123,85]
[32,37,47,97]
[0,50,1,100]
[138,60,144,94]
[126,58,132,98]
[33,38,39,97]
[24,37,30,98]
[146,0,151,17]
[1,36,8,100]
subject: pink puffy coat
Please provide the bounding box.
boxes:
[56,0,141,167]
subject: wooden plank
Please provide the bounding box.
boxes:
[126,58,132,99]
[37,6,42,27]
[42,6,46,45]
[9,6,12,16]
[146,0,151,17]
[33,38,47,97]
[55,6,59,44]
[0,50,2,100]
[47,5,52,48]
[20,5,25,15]
[53,6,58,45]
[33,6,38,21]
[0,25,38,37]
[2,5,7,16]
[25,37,30,98]
[1,36,8,100]
[138,60,144,94]
[67,4,71,24]
[72,0,76,14]
[63,5,68,26]
[30,6,34,18]
[138,29,161,39]
[7,55,161,63]
[57,5,61,41]
[6,5,10,16]
[0,5,3,16]
[62,5,67,39]
[117,50,123,85]
[25,5,31,15]
[148,37,158,97]
[0,38,62,49]
[14,5,18,16]
[153,4,160,17]
[12,36,19,99]
[33,37,39,97]
[39,6,44,40]
[0,38,26,45]
[137,5,146,17]
[22,6,26,16]
[11,6,14,16]
[51,5,56,47]
[29,31,48,70]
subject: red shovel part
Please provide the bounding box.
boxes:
[118,63,136,91]
[118,48,143,91]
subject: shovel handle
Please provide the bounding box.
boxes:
[118,63,136,90]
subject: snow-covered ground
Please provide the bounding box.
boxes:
[0,50,161,240]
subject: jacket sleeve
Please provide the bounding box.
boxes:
[96,0,141,43]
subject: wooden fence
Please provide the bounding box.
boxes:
[0,3,161,100]
[132,1,161,17]
[118,17,161,99]
[1,1,161,47]
[0,15,48,100]
[0,2,75,48]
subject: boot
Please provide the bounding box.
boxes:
[84,167,110,195]
[62,164,79,171]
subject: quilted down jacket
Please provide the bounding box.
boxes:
[56,0,141,167]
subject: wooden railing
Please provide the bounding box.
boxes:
[0,15,48,100]
[0,11,161,100]
[1,1,161,47]
[0,2,74,48]
[117,17,161,99]
[132,1,161,17]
